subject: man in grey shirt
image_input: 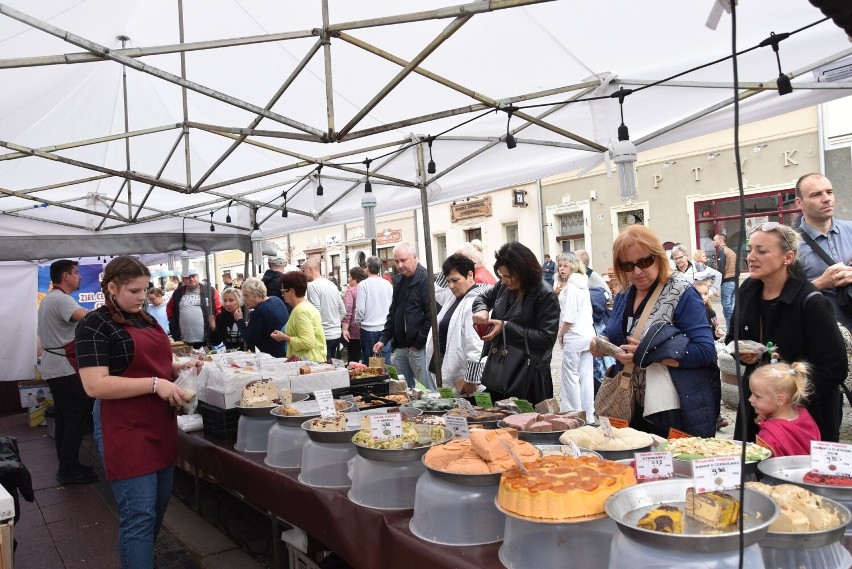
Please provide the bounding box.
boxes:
[166,267,221,348]
[37,259,95,485]
[795,173,852,331]
[302,256,346,360]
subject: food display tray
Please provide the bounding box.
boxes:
[234,391,309,417]
[759,495,850,549]
[536,445,601,459]
[422,458,502,487]
[494,499,607,525]
[578,445,652,462]
[269,397,354,426]
[604,478,778,553]
[669,440,767,478]
[300,418,362,444]
[353,428,453,462]
[758,455,852,502]
[496,418,586,444]
[349,373,391,384]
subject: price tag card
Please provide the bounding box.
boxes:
[607,417,628,429]
[634,451,674,481]
[455,398,475,412]
[437,387,454,399]
[598,417,616,440]
[445,415,470,439]
[314,389,336,419]
[668,428,693,440]
[811,441,852,477]
[369,413,403,441]
[691,456,742,493]
[474,392,493,408]
[515,399,535,413]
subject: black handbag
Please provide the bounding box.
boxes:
[480,324,537,399]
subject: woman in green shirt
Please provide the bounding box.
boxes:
[271,271,327,362]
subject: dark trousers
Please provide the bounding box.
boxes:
[346,338,362,363]
[326,338,341,362]
[46,373,94,474]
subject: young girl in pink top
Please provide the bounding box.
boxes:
[749,360,820,457]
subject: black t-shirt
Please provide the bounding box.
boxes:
[76,306,156,375]
[438,296,464,357]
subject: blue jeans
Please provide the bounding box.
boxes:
[721,281,735,328]
[392,347,435,391]
[359,330,391,364]
[326,337,341,361]
[93,401,174,569]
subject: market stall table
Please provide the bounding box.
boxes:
[176,430,504,569]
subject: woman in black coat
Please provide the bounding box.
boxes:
[472,242,560,404]
[726,223,846,442]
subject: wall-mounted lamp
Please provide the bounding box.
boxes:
[753,144,767,153]
[662,161,676,169]
[707,153,720,161]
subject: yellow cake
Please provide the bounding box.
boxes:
[637,505,684,533]
[423,428,538,474]
[497,455,637,520]
[685,488,740,529]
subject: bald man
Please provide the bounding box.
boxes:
[302,256,346,360]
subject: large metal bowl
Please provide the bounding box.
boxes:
[270,397,353,426]
[605,478,778,553]
[234,392,309,417]
[300,418,363,444]
[422,457,502,487]
[497,418,586,444]
[758,455,852,502]
[759,495,851,549]
[536,445,601,459]
[668,439,769,478]
[353,427,454,462]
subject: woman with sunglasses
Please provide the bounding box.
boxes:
[271,271,327,362]
[590,225,719,437]
[726,222,846,442]
[472,242,559,404]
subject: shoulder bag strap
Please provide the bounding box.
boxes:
[796,227,838,266]
[620,282,665,377]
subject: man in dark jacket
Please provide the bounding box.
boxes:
[166,268,222,348]
[373,243,435,390]
[262,257,286,300]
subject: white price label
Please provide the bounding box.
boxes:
[314,389,336,419]
[598,417,615,440]
[444,415,470,439]
[455,398,475,412]
[634,451,674,481]
[369,413,403,441]
[691,456,742,493]
[811,441,852,477]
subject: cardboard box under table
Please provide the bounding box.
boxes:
[0,483,14,569]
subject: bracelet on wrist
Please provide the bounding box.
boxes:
[151,376,158,394]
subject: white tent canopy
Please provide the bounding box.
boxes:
[1,0,851,261]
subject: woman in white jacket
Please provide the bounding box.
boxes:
[426,254,489,395]
[556,252,596,422]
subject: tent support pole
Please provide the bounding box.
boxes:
[178,0,193,192]
[321,0,336,139]
[415,140,442,389]
[119,35,133,219]
[191,38,324,191]
[0,174,110,200]
[336,15,471,138]
[132,131,187,222]
[0,184,126,222]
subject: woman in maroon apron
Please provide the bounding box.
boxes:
[76,257,202,569]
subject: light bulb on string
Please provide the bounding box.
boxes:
[316,164,323,197]
[427,137,436,174]
[282,191,288,218]
[503,106,517,149]
[364,158,373,193]
[760,31,793,96]
[610,87,638,202]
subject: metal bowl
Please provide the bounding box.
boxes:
[422,457,502,487]
[668,440,769,478]
[270,397,354,426]
[300,418,362,444]
[605,478,778,553]
[409,398,456,415]
[759,495,851,549]
[353,427,454,462]
[758,455,852,502]
[579,445,652,462]
[234,392,309,417]
[536,445,602,459]
[497,418,586,444]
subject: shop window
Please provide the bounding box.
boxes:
[464,228,482,242]
[434,234,447,264]
[616,209,644,233]
[505,223,519,243]
[378,246,394,276]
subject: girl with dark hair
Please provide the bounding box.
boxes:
[76,256,202,569]
[471,242,559,403]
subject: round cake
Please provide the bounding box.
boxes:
[497,455,637,520]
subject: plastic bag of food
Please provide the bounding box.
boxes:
[174,367,199,414]
[726,340,767,356]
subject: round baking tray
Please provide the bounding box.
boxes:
[353,427,453,462]
[269,397,353,426]
[758,455,852,502]
[300,418,362,444]
[578,445,653,462]
[234,392,309,417]
[759,494,851,549]
[497,418,586,444]
[604,478,778,553]
[494,499,607,524]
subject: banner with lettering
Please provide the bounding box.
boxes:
[37,264,105,310]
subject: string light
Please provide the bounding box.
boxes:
[225,200,232,223]
[759,31,793,95]
[281,191,288,217]
[316,164,324,197]
[611,88,638,201]
[427,137,436,174]
[364,159,373,193]
[209,211,215,232]
[503,106,517,149]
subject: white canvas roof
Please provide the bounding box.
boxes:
[1,0,851,261]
